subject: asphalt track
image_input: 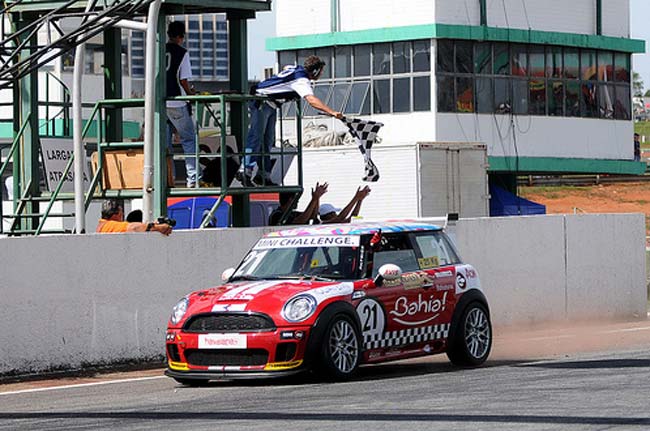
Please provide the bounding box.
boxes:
[1,319,650,431]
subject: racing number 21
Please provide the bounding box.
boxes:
[356,298,385,337]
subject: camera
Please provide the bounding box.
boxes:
[157,216,177,227]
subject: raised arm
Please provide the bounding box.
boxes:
[292,182,329,224]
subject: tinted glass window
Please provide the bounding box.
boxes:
[475,42,492,75]
[598,84,614,118]
[581,82,598,117]
[393,77,410,112]
[581,50,597,80]
[529,46,545,77]
[413,40,431,72]
[373,79,390,113]
[456,77,474,112]
[413,232,460,267]
[511,44,527,76]
[565,81,581,116]
[335,46,352,78]
[437,75,454,112]
[494,43,509,75]
[413,76,431,111]
[615,84,631,120]
[455,41,474,74]
[546,46,562,78]
[564,49,579,79]
[512,79,528,114]
[476,77,493,113]
[437,40,454,72]
[297,49,314,69]
[598,51,613,81]
[529,79,546,115]
[373,43,391,75]
[614,53,630,82]
[494,77,511,112]
[354,45,371,76]
[278,51,295,69]
[346,81,370,115]
[331,82,350,111]
[547,80,564,116]
[304,84,331,116]
[393,41,411,74]
[315,47,332,79]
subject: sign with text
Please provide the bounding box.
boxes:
[40,138,91,193]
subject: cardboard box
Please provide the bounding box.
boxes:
[91,149,172,190]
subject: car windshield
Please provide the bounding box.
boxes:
[231,235,362,281]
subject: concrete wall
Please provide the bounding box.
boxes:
[0,214,645,376]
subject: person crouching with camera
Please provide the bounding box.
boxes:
[96,199,173,236]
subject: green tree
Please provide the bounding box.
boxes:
[633,71,644,97]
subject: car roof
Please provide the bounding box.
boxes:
[264,221,443,238]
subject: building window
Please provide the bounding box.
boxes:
[277,38,431,118]
[435,39,631,120]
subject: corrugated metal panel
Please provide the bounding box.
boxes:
[418,142,488,218]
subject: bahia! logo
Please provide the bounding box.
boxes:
[389,292,448,326]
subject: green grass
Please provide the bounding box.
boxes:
[634,121,650,148]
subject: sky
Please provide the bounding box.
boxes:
[248,2,650,86]
[630,0,650,91]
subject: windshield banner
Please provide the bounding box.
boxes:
[254,235,360,249]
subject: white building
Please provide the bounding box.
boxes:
[267,0,645,189]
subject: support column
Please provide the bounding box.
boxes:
[479,0,487,26]
[153,14,168,217]
[596,0,602,35]
[330,0,339,32]
[228,12,251,227]
[18,16,40,231]
[103,27,123,142]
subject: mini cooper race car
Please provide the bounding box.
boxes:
[165,221,492,384]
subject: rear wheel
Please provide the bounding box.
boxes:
[317,314,361,380]
[447,302,492,366]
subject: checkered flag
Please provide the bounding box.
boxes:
[341,117,383,182]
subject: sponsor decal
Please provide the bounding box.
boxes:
[307,282,354,304]
[435,270,454,278]
[456,273,467,290]
[389,292,448,326]
[212,303,247,312]
[385,271,435,290]
[199,333,247,349]
[254,235,360,250]
[356,298,386,338]
[423,344,432,353]
[264,360,303,370]
[418,256,439,269]
[352,290,366,300]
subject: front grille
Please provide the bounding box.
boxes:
[184,312,276,333]
[185,349,268,366]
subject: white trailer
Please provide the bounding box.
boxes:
[286,142,489,220]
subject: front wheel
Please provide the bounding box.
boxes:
[446,302,492,366]
[317,314,361,380]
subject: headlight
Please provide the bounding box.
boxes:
[170,297,189,325]
[282,294,317,323]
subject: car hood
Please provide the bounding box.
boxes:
[185,279,354,319]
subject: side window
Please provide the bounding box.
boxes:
[372,233,419,277]
[413,232,460,268]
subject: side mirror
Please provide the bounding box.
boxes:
[221,267,235,282]
[373,263,402,287]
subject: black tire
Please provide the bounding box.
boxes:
[446,302,492,366]
[173,377,209,387]
[317,314,362,380]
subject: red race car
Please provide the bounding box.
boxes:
[165,221,491,384]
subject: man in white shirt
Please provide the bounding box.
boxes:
[238,55,343,186]
[166,21,201,188]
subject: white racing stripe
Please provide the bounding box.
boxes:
[600,325,650,334]
[0,375,166,396]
